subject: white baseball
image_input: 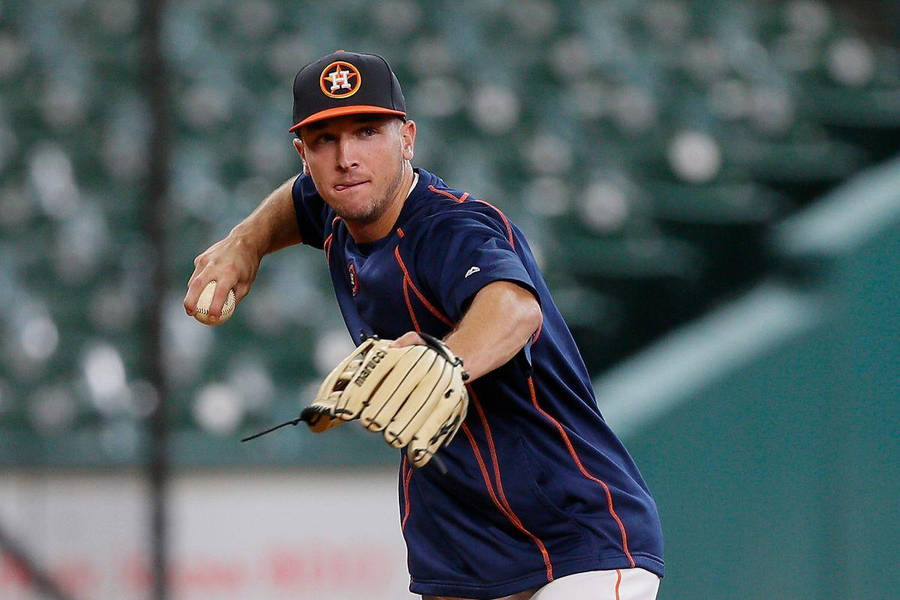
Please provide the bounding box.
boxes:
[194,281,236,325]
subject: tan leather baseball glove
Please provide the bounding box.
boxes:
[301,334,468,467]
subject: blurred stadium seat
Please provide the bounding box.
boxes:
[0,0,896,466]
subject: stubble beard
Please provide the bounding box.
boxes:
[335,161,406,225]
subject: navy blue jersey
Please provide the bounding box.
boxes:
[293,168,664,599]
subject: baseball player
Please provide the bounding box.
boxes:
[185,51,664,600]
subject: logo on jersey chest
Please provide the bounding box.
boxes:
[347,261,359,296]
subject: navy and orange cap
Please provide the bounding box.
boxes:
[289,50,406,133]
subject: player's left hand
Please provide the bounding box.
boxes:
[301,333,468,467]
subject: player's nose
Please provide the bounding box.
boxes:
[335,136,360,170]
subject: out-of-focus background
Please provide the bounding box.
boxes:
[0,0,897,598]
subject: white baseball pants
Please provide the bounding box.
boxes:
[531,567,660,599]
[423,567,661,600]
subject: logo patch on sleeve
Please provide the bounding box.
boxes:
[348,261,359,295]
[465,266,481,278]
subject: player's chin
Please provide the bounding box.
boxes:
[333,201,382,224]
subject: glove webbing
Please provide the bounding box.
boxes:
[240,411,450,475]
[240,332,465,475]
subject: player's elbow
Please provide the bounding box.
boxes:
[476,280,542,346]
[519,293,543,342]
[500,282,541,342]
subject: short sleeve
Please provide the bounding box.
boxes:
[416,207,538,322]
[291,173,330,249]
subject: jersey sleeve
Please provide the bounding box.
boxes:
[416,206,538,323]
[291,173,330,249]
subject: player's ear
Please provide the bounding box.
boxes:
[293,138,310,174]
[400,119,416,161]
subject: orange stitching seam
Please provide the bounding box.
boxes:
[401,458,414,531]
[460,424,554,581]
[527,376,635,568]
[469,388,554,580]
[393,246,454,327]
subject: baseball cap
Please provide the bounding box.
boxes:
[289,50,406,133]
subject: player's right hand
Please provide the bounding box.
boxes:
[184,233,263,321]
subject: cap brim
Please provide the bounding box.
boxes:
[289,105,407,132]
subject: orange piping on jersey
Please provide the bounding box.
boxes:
[527,376,636,568]
[460,423,554,582]
[428,184,463,203]
[468,387,554,582]
[426,185,513,247]
[401,456,414,531]
[460,424,507,516]
[323,217,342,263]
[473,199,515,248]
[397,279,420,534]
[531,321,543,345]
[402,277,422,333]
[428,188,470,204]
[393,246,455,327]
[323,233,334,263]
[615,569,622,600]
[396,227,405,238]
[468,390,521,519]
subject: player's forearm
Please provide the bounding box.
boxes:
[229,175,302,259]
[443,281,542,382]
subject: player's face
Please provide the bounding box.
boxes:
[296,115,415,225]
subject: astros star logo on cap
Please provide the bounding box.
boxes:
[320,61,362,98]
[290,50,406,132]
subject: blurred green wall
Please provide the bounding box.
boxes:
[613,159,899,599]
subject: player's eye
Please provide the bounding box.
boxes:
[360,126,378,137]
[308,133,334,148]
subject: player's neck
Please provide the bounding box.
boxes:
[345,164,415,244]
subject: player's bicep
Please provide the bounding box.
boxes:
[469,280,540,314]
[462,280,542,338]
